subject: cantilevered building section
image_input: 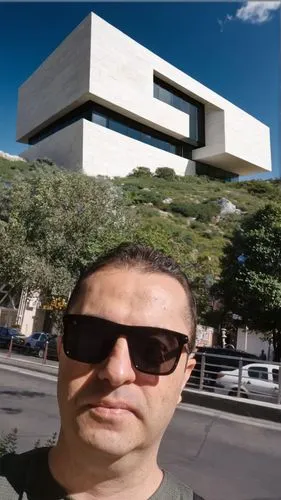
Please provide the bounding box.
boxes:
[17,13,271,180]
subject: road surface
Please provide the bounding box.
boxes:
[1,366,281,500]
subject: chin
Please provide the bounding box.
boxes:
[79,428,137,458]
[75,412,139,458]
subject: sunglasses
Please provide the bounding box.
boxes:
[62,314,189,376]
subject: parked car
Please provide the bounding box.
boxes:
[215,363,280,403]
[35,335,58,361]
[24,332,49,354]
[188,346,259,389]
[0,326,25,351]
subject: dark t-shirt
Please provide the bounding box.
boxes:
[0,447,204,499]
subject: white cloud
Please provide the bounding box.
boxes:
[218,1,281,31]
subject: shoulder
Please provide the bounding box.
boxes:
[151,470,205,500]
[0,447,50,496]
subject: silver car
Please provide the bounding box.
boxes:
[215,363,280,404]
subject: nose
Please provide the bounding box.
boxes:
[97,336,136,387]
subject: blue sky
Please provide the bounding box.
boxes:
[0,1,280,179]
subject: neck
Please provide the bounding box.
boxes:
[48,432,163,500]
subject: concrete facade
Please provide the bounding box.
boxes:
[236,328,273,361]
[18,13,272,179]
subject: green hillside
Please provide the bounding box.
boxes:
[114,170,281,279]
[1,156,280,315]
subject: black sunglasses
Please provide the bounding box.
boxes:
[62,314,189,376]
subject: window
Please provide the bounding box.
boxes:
[92,112,107,128]
[127,127,141,141]
[108,118,128,136]
[248,366,268,380]
[91,103,191,159]
[32,334,40,340]
[273,369,279,383]
[153,75,205,145]
[28,100,194,160]
[195,162,238,182]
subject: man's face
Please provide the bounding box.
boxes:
[57,267,195,460]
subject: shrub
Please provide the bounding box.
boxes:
[129,167,152,178]
[154,167,177,181]
[169,203,198,218]
[0,429,58,456]
[34,157,56,166]
[133,189,161,205]
[169,201,220,222]
[196,202,220,223]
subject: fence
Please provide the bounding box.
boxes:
[188,352,281,405]
[4,337,58,365]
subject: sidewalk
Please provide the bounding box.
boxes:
[0,353,58,376]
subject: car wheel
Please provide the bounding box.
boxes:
[38,349,44,359]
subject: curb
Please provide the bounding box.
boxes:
[0,356,58,376]
[182,388,281,423]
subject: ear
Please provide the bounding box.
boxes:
[177,356,196,404]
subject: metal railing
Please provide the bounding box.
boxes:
[187,352,281,405]
[3,337,55,365]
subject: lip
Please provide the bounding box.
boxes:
[83,400,139,417]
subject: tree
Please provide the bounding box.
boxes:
[133,220,217,322]
[0,171,134,309]
[218,203,281,360]
[154,167,177,181]
[128,166,152,178]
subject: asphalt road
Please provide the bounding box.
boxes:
[1,366,281,500]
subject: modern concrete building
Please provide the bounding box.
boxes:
[17,13,271,180]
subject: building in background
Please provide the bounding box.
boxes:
[236,328,273,361]
[17,13,271,180]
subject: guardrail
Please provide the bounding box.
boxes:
[5,338,54,365]
[2,340,281,405]
[187,352,281,405]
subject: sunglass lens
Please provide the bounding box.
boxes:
[63,317,115,364]
[129,332,181,375]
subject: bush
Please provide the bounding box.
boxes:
[133,189,162,205]
[154,167,177,181]
[196,202,220,223]
[237,180,278,197]
[129,167,152,178]
[169,202,198,218]
[169,201,220,222]
[0,429,58,457]
[34,157,56,166]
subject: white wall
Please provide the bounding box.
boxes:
[237,328,273,361]
[224,106,272,172]
[21,120,84,171]
[17,14,92,142]
[82,120,195,177]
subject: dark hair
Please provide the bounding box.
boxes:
[67,242,197,349]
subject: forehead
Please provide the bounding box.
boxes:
[70,267,190,333]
